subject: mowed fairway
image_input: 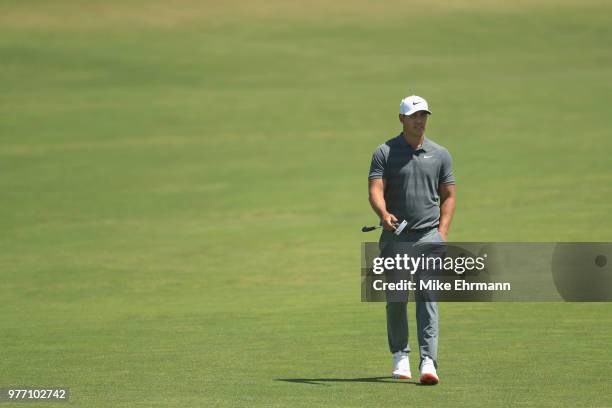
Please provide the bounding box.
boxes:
[1,0,612,406]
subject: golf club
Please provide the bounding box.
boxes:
[361,220,408,235]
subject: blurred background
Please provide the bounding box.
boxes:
[1,0,611,406]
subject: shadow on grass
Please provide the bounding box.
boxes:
[276,377,427,386]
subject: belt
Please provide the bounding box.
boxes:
[399,225,438,235]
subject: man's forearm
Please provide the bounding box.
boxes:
[369,179,399,231]
[368,179,389,219]
[438,196,456,236]
[369,192,389,219]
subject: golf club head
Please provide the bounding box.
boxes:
[394,220,408,235]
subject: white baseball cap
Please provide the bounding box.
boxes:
[399,95,431,116]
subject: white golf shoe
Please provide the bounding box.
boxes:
[391,351,411,379]
[419,356,439,385]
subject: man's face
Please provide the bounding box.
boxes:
[399,111,429,137]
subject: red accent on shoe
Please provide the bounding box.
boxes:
[419,373,439,385]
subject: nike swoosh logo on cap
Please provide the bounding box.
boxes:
[412,102,421,105]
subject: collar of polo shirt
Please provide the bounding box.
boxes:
[398,134,432,153]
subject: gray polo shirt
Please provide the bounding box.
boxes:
[368,134,455,230]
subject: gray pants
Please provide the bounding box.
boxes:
[379,228,444,368]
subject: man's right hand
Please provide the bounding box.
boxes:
[381,212,398,231]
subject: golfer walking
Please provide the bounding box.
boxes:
[368,95,456,385]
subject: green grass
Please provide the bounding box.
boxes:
[1,0,612,406]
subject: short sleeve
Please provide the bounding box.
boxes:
[368,145,387,180]
[439,149,456,185]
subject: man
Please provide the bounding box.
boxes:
[368,95,456,385]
